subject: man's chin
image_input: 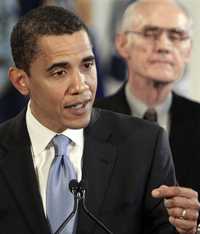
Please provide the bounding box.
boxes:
[64,114,91,130]
[146,73,177,85]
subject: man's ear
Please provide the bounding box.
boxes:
[8,67,30,96]
[115,33,129,59]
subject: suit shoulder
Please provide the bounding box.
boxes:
[92,108,163,140]
[173,93,200,111]
[94,85,130,114]
[0,117,15,132]
[0,111,25,142]
[95,93,121,109]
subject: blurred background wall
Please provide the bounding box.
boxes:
[181,0,200,102]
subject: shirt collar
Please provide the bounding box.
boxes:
[125,82,172,117]
[26,101,83,155]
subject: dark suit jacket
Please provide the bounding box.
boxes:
[95,84,200,196]
[0,84,28,123]
[0,108,176,234]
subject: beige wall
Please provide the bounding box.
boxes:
[184,1,200,102]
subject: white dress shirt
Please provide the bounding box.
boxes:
[125,83,172,133]
[26,103,84,214]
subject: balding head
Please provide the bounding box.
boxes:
[119,0,192,33]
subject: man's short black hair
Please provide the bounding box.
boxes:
[10,5,91,74]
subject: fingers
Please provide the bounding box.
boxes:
[169,217,197,234]
[167,205,198,233]
[164,195,200,210]
[175,227,196,234]
[167,207,198,221]
[152,185,200,233]
[152,185,199,200]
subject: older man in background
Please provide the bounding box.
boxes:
[95,0,200,233]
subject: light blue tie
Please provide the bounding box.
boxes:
[47,134,77,234]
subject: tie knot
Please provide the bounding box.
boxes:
[52,134,70,157]
[143,108,157,122]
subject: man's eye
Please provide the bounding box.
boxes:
[143,30,158,38]
[169,33,181,40]
[169,31,189,41]
[52,70,67,77]
[83,61,94,70]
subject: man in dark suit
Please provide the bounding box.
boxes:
[0,5,199,234]
[95,0,200,214]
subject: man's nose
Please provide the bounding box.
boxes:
[154,31,173,54]
[68,71,89,95]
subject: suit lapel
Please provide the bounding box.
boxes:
[0,111,49,234]
[77,109,117,233]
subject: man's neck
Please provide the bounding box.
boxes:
[128,76,174,107]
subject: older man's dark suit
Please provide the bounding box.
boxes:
[0,108,176,234]
[95,84,200,196]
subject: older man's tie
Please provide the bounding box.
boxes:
[143,108,157,122]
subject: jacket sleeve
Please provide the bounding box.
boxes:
[143,128,178,234]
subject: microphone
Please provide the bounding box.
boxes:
[54,179,113,234]
[79,180,113,234]
[54,180,81,234]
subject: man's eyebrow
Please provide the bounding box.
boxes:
[47,62,69,72]
[82,55,95,63]
[143,25,189,32]
[46,56,95,72]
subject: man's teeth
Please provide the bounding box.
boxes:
[65,100,89,109]
[71,103,84,109]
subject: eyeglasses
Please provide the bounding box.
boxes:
[125,26,191,44]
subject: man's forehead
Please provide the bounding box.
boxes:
[132,1,190,30]
[37,32,93,57]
